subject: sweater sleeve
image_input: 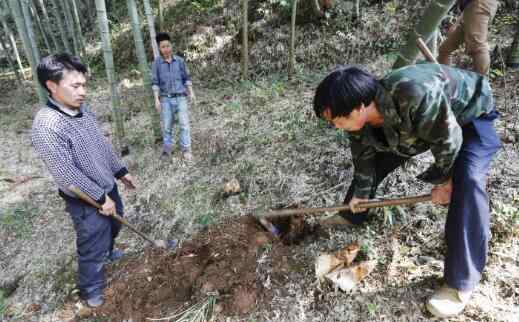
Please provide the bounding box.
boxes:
[31,125,106,204]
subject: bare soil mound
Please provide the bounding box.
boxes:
[93,215,313,321]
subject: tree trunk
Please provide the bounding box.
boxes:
[49,0,72,53]
[142,0,159,58]
[70,0,86,56]
[0,1,25,79]
[0,29,22,81]
[61,0,79,56]
[507,24,519,69]
[158,0,163,30]
[20,0,40,62]
[288,0,298,80]
[31,2,51,53]
[8,0,46,103]
[127,0,161,141]
[94,0,128,154]
[241,0,248,80]
[393,0,456,69]
[36,0,60,51]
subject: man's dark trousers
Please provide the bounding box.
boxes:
[65,184,123,300]
[341,111,501,291]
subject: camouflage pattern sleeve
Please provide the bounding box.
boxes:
[411,87,463,184]
[350,135,377,198]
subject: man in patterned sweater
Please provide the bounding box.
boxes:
[313,64,500,317]
[31,54,136,308]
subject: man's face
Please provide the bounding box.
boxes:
[322,106,367,132]
[159,40,173,58]
[46,70,87,109]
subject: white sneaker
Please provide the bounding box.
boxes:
[426,286,472,318]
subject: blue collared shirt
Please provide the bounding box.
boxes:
[151,55,192,96]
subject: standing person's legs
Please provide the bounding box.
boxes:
[161,97,175,154]
[444,112,500,291]
[176,96,191,153]
[427,111,500,318]
[107,185,124,259]
[339,152,409,225]
[463,0,498,75]
[65,199,113,303]
[438,20,466,66]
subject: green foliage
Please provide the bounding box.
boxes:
[225,100,242,113]
[190,0,220,12]
[262,242,273,252]
[489,67,504,80]
[198,210,216,226]
[367,302,378,316]
[0,202,38,240]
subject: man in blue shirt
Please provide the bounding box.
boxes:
[151,32,196,160]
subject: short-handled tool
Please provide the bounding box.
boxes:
[254,194,432,236]
[68,185,177,249]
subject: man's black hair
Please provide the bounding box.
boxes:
[156,32,171,44]
[313,66,378,119]
[37,53,87,93]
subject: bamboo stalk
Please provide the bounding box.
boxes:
[0,2,25,79]
[8,0,46,103]
[127,0,162,141]
[49,0,72,53]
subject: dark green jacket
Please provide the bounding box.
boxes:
[350,63,495,198]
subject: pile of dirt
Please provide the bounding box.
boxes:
[92,215,311,321]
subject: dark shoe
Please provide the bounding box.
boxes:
[86,294,104,308]
[161,145,172,159]
[160,150,171,160]
[337,211,369,226]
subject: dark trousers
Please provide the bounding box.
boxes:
[64,184,123,299]
[341,112,501,290]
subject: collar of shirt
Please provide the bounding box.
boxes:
[360,84,402,150]
[159,55,178,64]
[47,97,84,118]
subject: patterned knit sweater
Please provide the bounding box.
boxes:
[31,99,128,204]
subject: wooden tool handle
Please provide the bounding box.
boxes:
[68,185,157,245]
[416,37,438,64]
[357,194,432,209]
[257,194,432,219]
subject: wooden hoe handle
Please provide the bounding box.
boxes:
[416,37,439,64]
[68,185,157,245]
[256,194,432,219]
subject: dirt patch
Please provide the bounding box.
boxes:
[92,216,310,321]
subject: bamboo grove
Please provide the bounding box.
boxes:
[0,0,518,153]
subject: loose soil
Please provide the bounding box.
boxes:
[93,215,312,321]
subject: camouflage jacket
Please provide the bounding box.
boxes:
[350,63,495,199]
